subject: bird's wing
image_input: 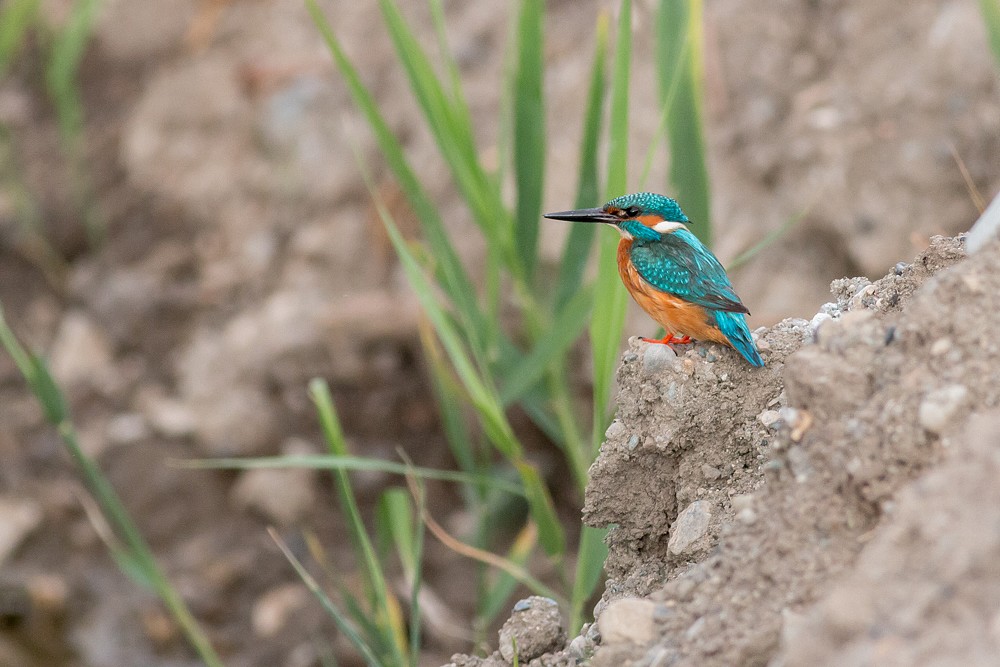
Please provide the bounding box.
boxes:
[629,232,749,314]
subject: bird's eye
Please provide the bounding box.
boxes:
[624,206,641,218]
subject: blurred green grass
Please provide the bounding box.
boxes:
[982,0,1000,68]
[0,304,225,667]
[300,0,711,656]
[0,0,103,258]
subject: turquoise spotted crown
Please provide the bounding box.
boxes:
[606,192,689,223]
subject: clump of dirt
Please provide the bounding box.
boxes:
[451,233,1000,666]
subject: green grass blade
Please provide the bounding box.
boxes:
[374,0,512,271]
[0,0,40,75]
[270,528,384,667]
[553,13,609,312]
[590,0,633,447]
[405,478,426,667]
[421,325,479,474]
[428,0,472,126]
[375,202,521,459]
[310,379,407,666]
[376,483,423,665]
[378,490,417,572]
[657,0,710,244]
[512,0,545,280]
[0,304,223,667]
[45,0,99,143]
[981,0,1000,68]
[606,0,632,200]
[499,284,593,405]
[382,217,566,545]
[513,461,565,558]
[477,523,537,629]
[385,218,563,548]
[306,0,488,356]
[637,4,689,190]
[569,525,608,631]
[178,454,525,498]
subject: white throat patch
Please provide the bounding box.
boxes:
[614,223,632,240]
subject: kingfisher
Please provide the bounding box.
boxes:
[544,192,764,367]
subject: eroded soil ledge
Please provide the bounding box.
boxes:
[449,233,1000,666]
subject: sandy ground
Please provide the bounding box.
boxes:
[452,234,1000,666]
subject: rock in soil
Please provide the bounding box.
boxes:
[497,596,566,663]
[597,597,658,647]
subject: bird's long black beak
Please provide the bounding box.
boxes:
[543,207,619,224]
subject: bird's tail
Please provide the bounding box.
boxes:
[713,310,764,367]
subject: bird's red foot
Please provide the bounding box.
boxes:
[641,333,692,345]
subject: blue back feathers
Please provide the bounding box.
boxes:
[628,228,748,314]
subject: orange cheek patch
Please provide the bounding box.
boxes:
[637,214,662,228]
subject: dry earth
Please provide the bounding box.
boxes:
[451,234,1000,667]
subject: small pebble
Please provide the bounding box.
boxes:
[847,283,877,310]
[700,464,721,481]
[141,392,197,437]
[918,384,968,434]
[107,413,149,445]
[641,344,677,377]
[0,497,43,564]
[894,262,907,275]
[605,421,625,440]
[48,310,113,386]
[930,338,951,356]
[668,500,713,556]
[513,598,534,612]
[626,434,640,451]
[230,467,317,526]
[498,596,565,663]
[598,598,657,646]
[252,583,309,637]
[808,311,833,332]
[757,410,781,428]
[567,634,594,661]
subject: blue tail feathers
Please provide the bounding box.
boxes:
[713,311,764,367]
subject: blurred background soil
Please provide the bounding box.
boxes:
[0,0,997,665]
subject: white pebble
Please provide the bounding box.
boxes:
[918,385,968,434]
[599,598,657,646]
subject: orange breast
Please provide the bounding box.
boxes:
[617,239,731,346]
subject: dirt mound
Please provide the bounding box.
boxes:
[448,233,1000,666]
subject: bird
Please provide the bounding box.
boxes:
[544,192,764,367]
